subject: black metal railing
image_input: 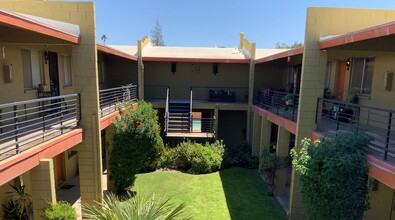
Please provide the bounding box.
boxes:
[253,89,299,122]
[164,87,170,132]
[0,94,81,161]
[190,117,216,136]
[144,85,169,101]
[99,84,138,117]
[191,86,248,103]
[316,98,395,161]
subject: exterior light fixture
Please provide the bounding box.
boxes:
[171,62,176,75]
[213,63,219,75]
[44,51,49,64]
[346,58,352,70]
[287,56,292,63]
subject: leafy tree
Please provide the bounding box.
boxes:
[82,192,191,220]
[275,41,303,49]
[151,18,164,46]
[101,34,108,45]
[110,101,164,192]
[291,131,371,220]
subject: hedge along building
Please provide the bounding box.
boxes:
[251,7,395,220]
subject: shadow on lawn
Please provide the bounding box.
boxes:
[219,167,287,220]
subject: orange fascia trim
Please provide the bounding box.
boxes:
[97,44,138,61]
[319,21,395,49]
[100,111,119,130]
[0,11,79,44]
[251,105,297,134]
[0,128,83,186]
[255,47,304,64]
[142,57,250,63]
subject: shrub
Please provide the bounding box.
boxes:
[110,101,164,192]
[44,201,77,220]
[291,131,371,220]
[2,184,33,220]
[82,192,191,220]
[222,141,258,169]
[159,140,225,174]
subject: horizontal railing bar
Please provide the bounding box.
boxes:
[0,94,78,109]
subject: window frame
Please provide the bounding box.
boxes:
[21,48,43,92]
[350,57,375,96]
[61,54,72,88]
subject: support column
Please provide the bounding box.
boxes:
[105,125,116,192]
[259,118,272,171]
[275,126,290,195]
[31,159,56,220]
[251,112,262,156]
[214,107,219,137]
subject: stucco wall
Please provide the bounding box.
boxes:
[144,61,249,100]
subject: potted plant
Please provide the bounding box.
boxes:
[282,94,294,106]
[260,148,278,186]
[343,90,358,104]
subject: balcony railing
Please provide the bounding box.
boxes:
[253,89,299,122]
[99,84,138,117]
[144,85,169,101]
[316,98,395,162]
[0,94,81,161]
[190,117,216,136]
[191,86,248,103]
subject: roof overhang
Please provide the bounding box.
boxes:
[142,57,250,63]
[319,21,395,49]
[0,9,80,44]
[97,44,138,61]
[255,47,304,64]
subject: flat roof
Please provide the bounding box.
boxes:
[141,44,250,63]
[98,44,138,61]
[255,47,304,64]
[0,9,80,44]
[319,20,395,49]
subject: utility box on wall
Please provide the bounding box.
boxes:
[3,64,13,83]
[384,71,393,91]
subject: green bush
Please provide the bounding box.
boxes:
[2,184,33,220]
[44,201,77,220]
[159,140,225,174]
[82,192,191,220]
[222,141,258,169]
[110,101,164,192]
[291,131,371,220]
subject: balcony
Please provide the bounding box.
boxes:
[99,84,138,117]
[253,89,299,122]
[191,86,248,104]
[0,94,81,162]
[316,98,395,163]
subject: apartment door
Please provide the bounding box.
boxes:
[336,61,347,101]
[48,51,60,96]
[55,155,64,184]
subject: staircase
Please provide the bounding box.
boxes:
[167,102,191,133]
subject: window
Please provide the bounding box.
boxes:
[325,61,333,88]
[350,57,375,95]
[62,54,72,87]
[22,49,42,90]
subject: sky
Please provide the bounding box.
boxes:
[85,0,395,48]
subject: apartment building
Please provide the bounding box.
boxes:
[251,8,395,220]
[0,1,394,220]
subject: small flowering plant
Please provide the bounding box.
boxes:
[111,101,164,192]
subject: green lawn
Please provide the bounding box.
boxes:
[133,167,287,220]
